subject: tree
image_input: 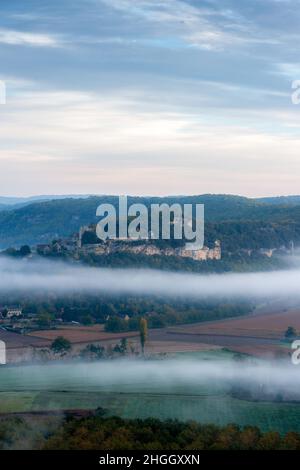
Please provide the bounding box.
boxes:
[285,326,297,338]
[139,318,148,355]
[34,348,50,363]
[80,343,104,360]
[51,336,71,355]
[19,245,31,257]
[258,431,281,450]
[1,308,8,318]
[37,313,52,328]
[105,316,128,332]
[113,338,128,355]
[80,314,94,325]
[120,337,128,355]
[239,426,261,450]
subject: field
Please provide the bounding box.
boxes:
[1,390,300,434]
[1,324,142,363]
[149,330,287,357]
[145,306,300,357]
[0,354,300,434]
[0,330,51,363]
[1,303,298,364]
[170,308,300,339]
[0,330,49,348]
[28,325,139,343]
[27,324,226,355]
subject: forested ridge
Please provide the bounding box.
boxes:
[0,194,300,250]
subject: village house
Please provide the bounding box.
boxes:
[0,305,23,319]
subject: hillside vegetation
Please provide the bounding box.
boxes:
[0,194,299,250]
[2,414,300,450]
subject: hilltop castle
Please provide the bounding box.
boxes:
[77,225,221,261]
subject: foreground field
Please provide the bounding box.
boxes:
[1,354,300,434]
[2,390,300,434]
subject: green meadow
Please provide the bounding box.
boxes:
[0,353,299,434]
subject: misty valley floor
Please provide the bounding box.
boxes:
[1,353,300,434]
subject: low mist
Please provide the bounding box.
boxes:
[1,359,300,401]
[0,256,300,300]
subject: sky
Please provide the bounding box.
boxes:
[0,0,299,197]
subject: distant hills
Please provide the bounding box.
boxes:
[0,194,300,250]
[0,195,92,212]
[257,196,300,205]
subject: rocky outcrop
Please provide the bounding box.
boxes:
[79,238,221,261]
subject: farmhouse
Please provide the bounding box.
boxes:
[0,305,23,319]
[178,240,221,261]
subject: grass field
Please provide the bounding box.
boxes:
[1,389,300,434]
[1,353,300,434]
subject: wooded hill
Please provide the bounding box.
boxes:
[0,194,299,251]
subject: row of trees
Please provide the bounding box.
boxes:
[104,303,251,333]
[0,287,253,332]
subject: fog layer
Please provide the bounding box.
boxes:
[0,359,299,399]
[0,257,299,299]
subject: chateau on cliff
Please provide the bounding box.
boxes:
[77,225,221,261]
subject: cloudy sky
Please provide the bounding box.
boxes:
[0,0,299,197]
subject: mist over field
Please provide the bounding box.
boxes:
[0,256,299,300]
[1,359,300,400]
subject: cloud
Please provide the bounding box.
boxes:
[0,0,299,196]
[276,62,300,79]
[0,81,299,196]
[97,0,283,52]
[0,28,61,47]
[98,0,244,51]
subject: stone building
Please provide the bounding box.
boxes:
[77,224,222,262]
[0,305,23,319]
[178,240,221,261]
